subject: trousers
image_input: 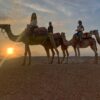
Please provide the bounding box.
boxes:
[48,32,57,48]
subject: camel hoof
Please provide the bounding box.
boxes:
[60,61,63,64]
[48,60,53,64]
[58,61,60,64]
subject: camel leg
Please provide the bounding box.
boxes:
[44,47,50,64]
[73,46,80,63]
[61,48,66,64]
[22,44,28,65]
[77,47,80,57]
[73,46,77,57]
[66,49,69,64]
[76,47,81,63]
[90,45,98,64]
[55,48,60,64]
[50,48,55,64]
[27,45,31,65]
[95,52,98,64]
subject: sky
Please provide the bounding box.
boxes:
[0,0,100,57]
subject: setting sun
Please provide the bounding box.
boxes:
[7,47,14,55]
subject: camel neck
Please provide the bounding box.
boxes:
[6,27,20,42]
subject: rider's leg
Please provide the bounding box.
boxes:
[49,33,60,63]
[79,32,83,41]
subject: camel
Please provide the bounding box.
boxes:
[61,30,100,63]
[0,24,69,65]
[59,32,70,63]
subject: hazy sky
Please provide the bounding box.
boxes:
[0,0,100,56]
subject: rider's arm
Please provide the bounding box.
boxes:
[82,26,84,31]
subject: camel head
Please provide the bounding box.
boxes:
[90,30,99,35]
[90,29,100,44]
[0,24,10,33]
[61,32,66,39]
[61,32,68,44]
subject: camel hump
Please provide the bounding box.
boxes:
[53,33,61,39]
[83,32,91,38]
[74,32,91,39]
[34,27,48,36]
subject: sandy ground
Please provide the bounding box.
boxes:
[0,56,100,100]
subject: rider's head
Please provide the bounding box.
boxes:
[49,22,52,26]
[31,12,37,21]
[78,20,82,25]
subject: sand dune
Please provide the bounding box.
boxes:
[0,56,100,100]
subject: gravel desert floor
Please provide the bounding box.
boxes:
[0,56,100,100]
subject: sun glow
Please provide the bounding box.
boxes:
[7,47,14,55]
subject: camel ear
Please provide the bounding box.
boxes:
[90,30,93,34]
[61,32,63,35]
[62,32,65,35]
[93,29,98,32]
[95,29,98,32]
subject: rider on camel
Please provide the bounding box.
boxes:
[27,12,38,36]
[23,12,38,40]
[29,12,38,29]
[48,22,58,52]
[76,20,84,41]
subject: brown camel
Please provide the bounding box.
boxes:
[61,30,100,63]
[0,24,68,65]
[48,32,70,64]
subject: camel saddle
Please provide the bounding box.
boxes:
[82,32,91,39]
[76,32,91,39]
[27,25,48,36]
[53,33,61,39]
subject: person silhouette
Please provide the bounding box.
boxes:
[27,12,38,35]
[30,12,38,29]
[48,22,58,52]
[23,12,38,39]
[76,20,84,41]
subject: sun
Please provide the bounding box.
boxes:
[7,47,14,55]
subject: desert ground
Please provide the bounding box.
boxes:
[0,56,100,100]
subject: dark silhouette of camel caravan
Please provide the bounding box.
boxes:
[0,24,70,65]
[0,24,100,64]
